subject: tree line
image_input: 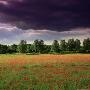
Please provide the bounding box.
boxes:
[0,38,90,54]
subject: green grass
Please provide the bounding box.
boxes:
[0,55,90,90]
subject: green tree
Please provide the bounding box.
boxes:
[39,40,45,53]
[83,38,90,52]
[75,39,81,51]
[10,44,17,53]
[30,44,35,53]
[0,44,8,54]
[0,44,2,54]
[67,39,75,51]
[18,40,27,53]
[60,40,67,51]
[51,40,60,53]
[34,40,45,53]
[26,44,31,53]
[34,40,40,53]
[44,45,51,53]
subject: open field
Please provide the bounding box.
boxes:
[0,54,90,90]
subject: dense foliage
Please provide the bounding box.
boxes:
[0,38,90,54]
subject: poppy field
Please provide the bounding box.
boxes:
[0,54,90,90]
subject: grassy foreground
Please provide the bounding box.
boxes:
[0,54,90,90]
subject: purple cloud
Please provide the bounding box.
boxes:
[0,0,90,31]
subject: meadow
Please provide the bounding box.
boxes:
[0,54,90,90]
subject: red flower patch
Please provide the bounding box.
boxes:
[23,77,29,81]
[53,71,65,75]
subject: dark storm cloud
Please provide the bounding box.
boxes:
[0,0,90,31]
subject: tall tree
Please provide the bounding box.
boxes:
[0,44,8,54]
[75,39,81,51]
[39,40,45,53]
[34,40,40,53]
[0,44,2,54]
[83,38,90,52]
[34,40,45,53]
[26,44,35,53]
[67,39,75,51]
[44,45,51,53]
[27,44,31,53]
[10,44,17,53]
[51,40,60,53]
[18,40,27,53]
[60,40,67,51]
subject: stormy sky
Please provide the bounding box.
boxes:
[0,0,90,44]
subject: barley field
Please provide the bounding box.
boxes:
[0,54,90,90]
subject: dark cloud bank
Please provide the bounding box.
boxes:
[0,0,90,31]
